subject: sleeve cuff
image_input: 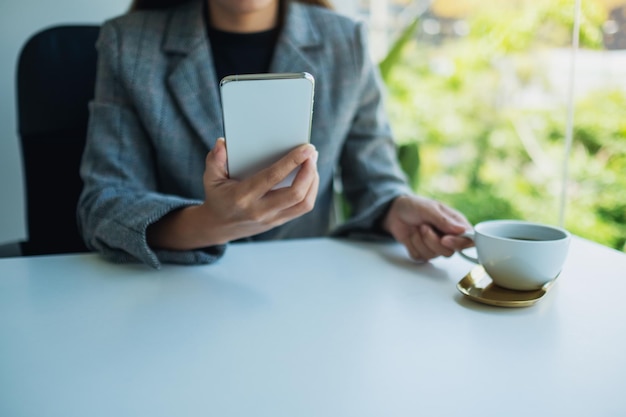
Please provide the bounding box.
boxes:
[331,190,408,240]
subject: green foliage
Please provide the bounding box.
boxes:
[382,0,626,251]
[467,0,605,52]
[379,15,421,82]
[433,185,523,226]
[378,15,423,189]
[397,141,421,190]
[573,89,626,155]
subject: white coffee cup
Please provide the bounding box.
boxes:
[460,220,571,291]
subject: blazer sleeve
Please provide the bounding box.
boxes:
[77,20,226,268]
[333,21,413,238]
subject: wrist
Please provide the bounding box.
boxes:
[381,195,408,234]
[147,204,230,251]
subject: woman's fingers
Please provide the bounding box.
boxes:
[200,139,319,241]
[269,158,320,224]
[420,224,455,258]
[244,144,317,197]
[403,224,456,261]
[204,138,230,182]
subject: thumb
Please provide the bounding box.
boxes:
[204,138,229,181]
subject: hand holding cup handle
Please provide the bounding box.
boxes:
[458,229,479,264]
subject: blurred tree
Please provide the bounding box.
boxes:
[382,0,625,251]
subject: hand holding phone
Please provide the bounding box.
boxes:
[220,72,315,189]
[147,138,319,250]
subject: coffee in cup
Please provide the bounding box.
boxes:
[460,220,571,291]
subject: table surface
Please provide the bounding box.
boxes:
[1,237,625,417]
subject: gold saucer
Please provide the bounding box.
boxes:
[456,266,554,308]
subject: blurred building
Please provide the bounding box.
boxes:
[603,5,626,50]
[357,0,626,56]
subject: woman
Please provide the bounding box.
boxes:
[78,0,472,268]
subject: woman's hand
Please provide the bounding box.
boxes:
[147,138,319,250]
[382,195,473,261]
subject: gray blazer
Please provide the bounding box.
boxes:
[78,0,411,268]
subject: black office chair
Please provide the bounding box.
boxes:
[16,25,100,255]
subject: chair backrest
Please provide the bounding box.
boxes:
[17,25,100,256]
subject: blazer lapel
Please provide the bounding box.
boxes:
[164,1,222,147]
[162,1,323,147]
[270,3,323,74]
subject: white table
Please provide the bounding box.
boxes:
[1,237,625,417]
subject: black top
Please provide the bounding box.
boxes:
[204,2,281,83]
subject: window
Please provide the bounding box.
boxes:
[362,0,626,252]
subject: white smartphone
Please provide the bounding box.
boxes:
[220,72,315,189]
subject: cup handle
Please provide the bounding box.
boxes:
[458,230,479,264]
